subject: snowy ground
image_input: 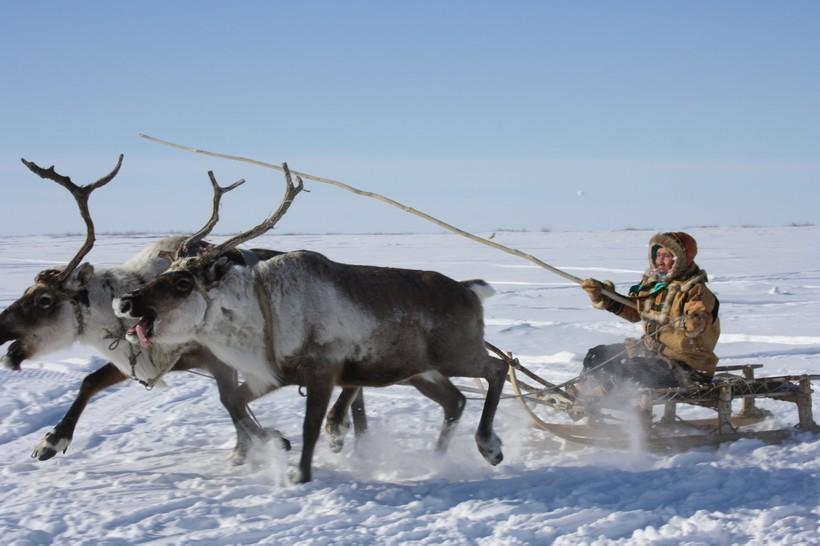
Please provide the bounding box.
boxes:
[1,227,818,545]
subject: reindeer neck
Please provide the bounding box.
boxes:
[202,270,265,343]
[190,269,281,387]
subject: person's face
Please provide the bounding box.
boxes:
[654,246,675,274]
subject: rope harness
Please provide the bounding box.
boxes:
[103,318,173,391]
[69,296,86,337]
[467,317,696,404]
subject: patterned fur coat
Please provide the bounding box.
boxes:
[597,232,721,377]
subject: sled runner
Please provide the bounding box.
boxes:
[465,343,820,451]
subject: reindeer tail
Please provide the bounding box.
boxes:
[462,279,496,302]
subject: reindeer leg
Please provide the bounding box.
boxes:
[32,363,126,461]
[203,360,288,465]
[474,355,507,466]
[324,387,363,453]
[407,373,466,453]
[350,388,368,438]
[296,377,335,484]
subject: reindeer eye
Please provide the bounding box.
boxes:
[174,277,193,292]
[36,294,54,308]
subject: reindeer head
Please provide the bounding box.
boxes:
[115,163,303,349]
[0,156,122,370]
[103,169,246,349]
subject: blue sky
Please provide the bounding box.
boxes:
[1,2,818,236]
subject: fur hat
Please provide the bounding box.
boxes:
[648,232,698,280]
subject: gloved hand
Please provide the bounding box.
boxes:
[683,300,709,337]
[624,337,643,358]
[581,278,615,309]
[642,335,664,354]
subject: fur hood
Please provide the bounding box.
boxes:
[647,232,698,281]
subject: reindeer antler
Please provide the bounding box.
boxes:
[177,171,245,258]
[211,162,303,256]
[21,154,124,283]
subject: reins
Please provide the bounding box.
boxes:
[139,134,636,310]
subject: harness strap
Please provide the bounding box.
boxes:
[69,298,86,337]
[253,276,276,367]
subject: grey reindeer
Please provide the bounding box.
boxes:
[115,163,508,483]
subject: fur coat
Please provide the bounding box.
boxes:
[598,232,721,377]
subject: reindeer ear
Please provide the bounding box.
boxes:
[35,269,62,283]
[207,256,233,284]
[74,263,95,287]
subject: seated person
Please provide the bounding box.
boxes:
[576,232,720,401]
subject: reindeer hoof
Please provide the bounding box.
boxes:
[328,436,345,453]
[480,447,503,466]
[287,468,311,484]
[34,447,57,461]
[230,430,292,465]
[32,431,71,461]
[261,429,291,452]
[326,426,348,453]
[476,433,503,466]
[435,421,460,453]
[325,415,351,453]
[228,445,249,466]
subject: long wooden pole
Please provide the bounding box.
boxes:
[139,133,637,309]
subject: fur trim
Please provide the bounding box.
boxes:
[637,271,707,326]
[648,232,698,281]
[592,298,607,309]
[639,283,681,325]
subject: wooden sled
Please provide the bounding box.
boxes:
[481,343,820,451]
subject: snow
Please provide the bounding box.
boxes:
[1,227,818,545]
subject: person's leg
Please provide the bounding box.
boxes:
[579,343,629,393]
[568,344,630,418]
[618,357,680,388]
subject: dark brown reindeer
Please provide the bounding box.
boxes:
[0,156,293,462]
[116,163,508,483]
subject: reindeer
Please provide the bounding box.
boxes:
[115,164,509,483]
[0,156,299,463]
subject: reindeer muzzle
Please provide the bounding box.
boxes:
[115,291,152,319]
[116,293,156,348]
[1,341,26,371]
